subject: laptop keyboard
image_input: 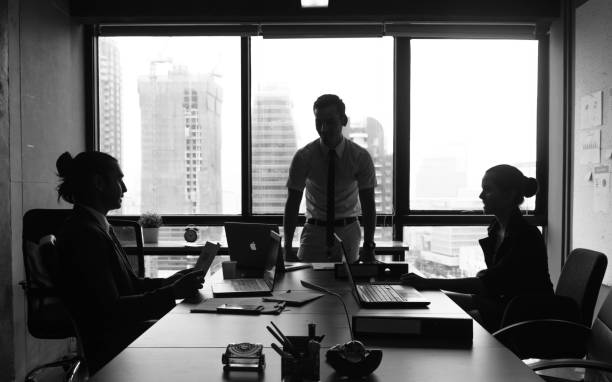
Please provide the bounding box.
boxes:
[357,284,406,302]
[226,279,268,291]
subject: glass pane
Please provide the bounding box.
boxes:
[403,226,488,278]
[98,36,241,215]
[410,39,538,211]
[251,37,394,214]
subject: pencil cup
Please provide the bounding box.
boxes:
[222,261,237,279]
[280,336,321,381]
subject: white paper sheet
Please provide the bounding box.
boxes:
[593,165,610,213]
[579,130,601,164]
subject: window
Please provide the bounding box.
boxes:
[98,36,241,216]
[95,27,546,279]
[409,40,539,211]
[250,37,394,215]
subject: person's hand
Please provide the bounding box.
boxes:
[165,267,198,286]
[400,272,430,289]
[357,246,377,263]
[284,246,300,262]
[171,270,204,299]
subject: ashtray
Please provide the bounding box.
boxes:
[326,340,382,378]
[222,342,265,372]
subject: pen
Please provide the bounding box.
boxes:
[266,325,285,346]
[270,321,297,355]
[308,323,316,339]
[271,343,294,359]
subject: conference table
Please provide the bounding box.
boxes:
[91,258,545,381]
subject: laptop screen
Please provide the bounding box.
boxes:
[335,233,359,296]
[263,231,281,288]
[225,222,279,269]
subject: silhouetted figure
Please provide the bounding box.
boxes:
[55,151,203,374]
[401,164,553,332]
[284,94,377,263]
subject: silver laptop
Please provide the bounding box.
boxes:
[212,231,280,297]
[336,234,430,308]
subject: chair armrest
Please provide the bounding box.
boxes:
[19,280,59,296]
[27,285,61,298]
[530,359,612,373]
[493,319,590,359]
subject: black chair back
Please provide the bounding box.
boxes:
[22,209,74,339]
[588,291,612,365]
[22,209,86,380]
[556,249,608,326]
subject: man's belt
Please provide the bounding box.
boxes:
[306,217,358,227]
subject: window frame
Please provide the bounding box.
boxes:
[87,23,549,241]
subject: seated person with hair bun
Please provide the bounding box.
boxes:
[54,151,204,375]
[401,164,554,332]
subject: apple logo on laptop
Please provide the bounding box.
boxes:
[250,242,257,251]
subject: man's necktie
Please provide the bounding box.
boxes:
[326,149,336,256]
[109,226,137,276]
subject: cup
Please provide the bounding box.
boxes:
[222,261,237,279]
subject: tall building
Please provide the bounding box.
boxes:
[98,39,122,164]
[138,62,223,216]
[251,84,297,213]
[344,116,393,241]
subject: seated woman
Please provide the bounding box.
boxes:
[55,151,204,375]
[401,164,554,332]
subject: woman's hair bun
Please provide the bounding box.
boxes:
[522,176,538,198]
[56,151,74,178]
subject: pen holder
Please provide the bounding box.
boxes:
[280,336,322,381]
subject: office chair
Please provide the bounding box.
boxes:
[529,290,612,382]
[22,209,85,381]
[21,209,146,380]
[107,217,145,277]
[493,249,607,359]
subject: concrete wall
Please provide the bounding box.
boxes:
[0,0,85,380]
[572,0,612,286]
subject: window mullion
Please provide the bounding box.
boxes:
[241,36,252,217]
[394,37,411,240]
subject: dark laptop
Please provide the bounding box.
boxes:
[224,222,310,273]
[336,234,430,308]
[212,230,280,297]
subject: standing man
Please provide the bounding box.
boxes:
[283,94,377,263]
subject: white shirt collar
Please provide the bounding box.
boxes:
[78,204,111,233]
[319,136,346,158]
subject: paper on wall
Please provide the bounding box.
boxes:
[580,90,603,128]
[579,129,601,164]
[593,165,610,213]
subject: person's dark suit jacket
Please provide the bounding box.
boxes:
[56,205,175,374]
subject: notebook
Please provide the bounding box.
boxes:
[212,230,280,297]
[336,234,430,308]
[262,291,324,306]
[194,241,220,274]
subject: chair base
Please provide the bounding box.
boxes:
[25,354,85,382]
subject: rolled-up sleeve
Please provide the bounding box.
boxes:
[286,149,308,191]
[356,151,377,190]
